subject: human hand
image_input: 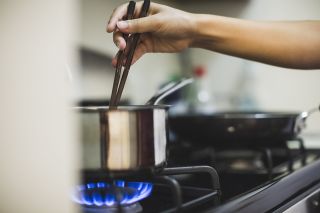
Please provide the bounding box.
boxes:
[107,1,197,66]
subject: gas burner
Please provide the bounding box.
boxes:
[73,181,152,212]
[82,203,142,213]
[79,166,221,212]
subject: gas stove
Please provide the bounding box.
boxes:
[77,166,220,213]
[76,136,320,212]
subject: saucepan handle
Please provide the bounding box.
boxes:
[294,104,320,134]
[145,78,193,105]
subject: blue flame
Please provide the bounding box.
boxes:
[73,181,153,207]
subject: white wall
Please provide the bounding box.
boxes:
[0,1,78,212]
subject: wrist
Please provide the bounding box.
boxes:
[189,14,222,49]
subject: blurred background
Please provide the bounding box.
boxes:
[79,0,320,131]
[1,0,320,212]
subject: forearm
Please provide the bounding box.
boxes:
[191,14,320,69]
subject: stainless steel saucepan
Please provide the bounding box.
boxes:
[77,78,193,174]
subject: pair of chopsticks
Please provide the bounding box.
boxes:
[109,0,151,109]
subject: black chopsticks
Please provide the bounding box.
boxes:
[109,1,136,107]
[109,0,151,109]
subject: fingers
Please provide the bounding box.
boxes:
[111,38,149,67]
[111,58,116,67]
[108,1,162,53]
[107,3,129,33]
[111,51,120,68]
[117,15,159,34]
[106,1,143,33]
[108,1,161,66]
[113,30,126,50]
[112,16,156,51]
[107,2,160,33]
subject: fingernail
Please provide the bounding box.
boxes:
[117,21,129,29]
[116,41,120,48]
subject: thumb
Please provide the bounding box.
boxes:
[117,16,157,34]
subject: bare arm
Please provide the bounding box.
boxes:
[192,15,320,69]
[107,2,320,69]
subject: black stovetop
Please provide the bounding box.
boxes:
[78,139,320,213]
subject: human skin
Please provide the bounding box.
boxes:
[107,1,320,69]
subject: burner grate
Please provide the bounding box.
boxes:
[78,166,221,212]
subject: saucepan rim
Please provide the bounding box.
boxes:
[73,105,170,112]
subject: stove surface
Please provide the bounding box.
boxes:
[78,137,320,213]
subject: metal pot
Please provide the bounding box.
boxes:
[77,78,193,176]
[77,105,168,172]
